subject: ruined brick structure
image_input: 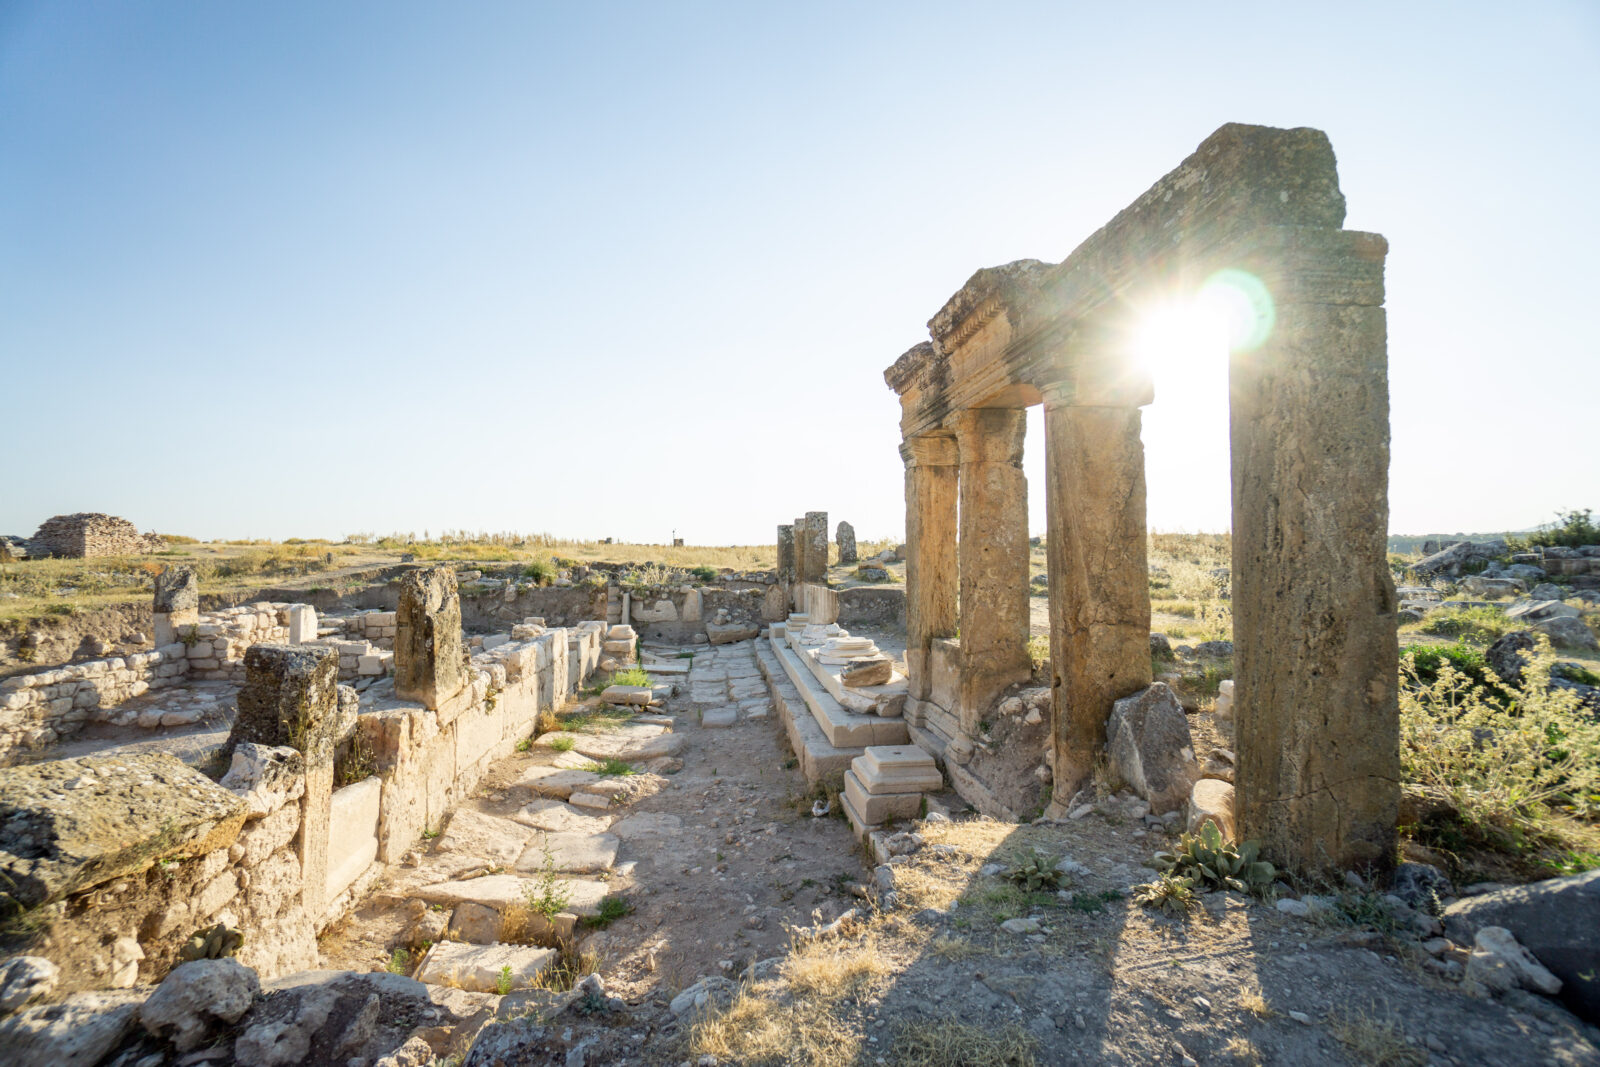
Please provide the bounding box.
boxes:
[30,512,165,558]
[885,123,1398,874]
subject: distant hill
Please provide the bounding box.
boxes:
[1388,528,1540,555]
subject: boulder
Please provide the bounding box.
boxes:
[1463,926,1562,998]
[239,970,452,1067]
[0,753,247,916]
[1532,615,1600,652]
[1460,576,1525,599]
[140,958,260,1051]
[1414,540,1509,577]
[219,744,306,819]
[0,956,58,1014]
[1487,630,1600,713]
[1506,599,1580,623]
[669,975,736,1017]
[1104,683,1198,815]
[0,990,144,1067]
[1391,861,1452,914]
[1443,869,1600,1022]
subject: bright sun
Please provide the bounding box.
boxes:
[1129,270,1275,380]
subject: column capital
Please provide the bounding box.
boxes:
[949,407,1026,466]
[901,434,958,468]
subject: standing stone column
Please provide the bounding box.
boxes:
[777,525,796,583]
[228,643,339,919]
[803,511,829,582]
[836,521,857,565]
[395,566,466,711]
[951,409,1032,735]
[1042,389,1153,808]
[902,436,958,705]
[1231,231,1398,874]
[792,516,810,592]
[152,566,199,646]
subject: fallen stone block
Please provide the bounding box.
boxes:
[1187,779,1236,840]
[700,707,738,728]
[600,685,653,706]
[705,623,759,646]
[1105,683,1198,815]
[0,754,247,915]
[415,941,557,994]
[854,746,941,794]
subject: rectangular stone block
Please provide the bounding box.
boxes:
[855,745,943,793]
[395,566,467,711]
[287,604,317,644]
[326,776,380,901]
[843,769,922,823]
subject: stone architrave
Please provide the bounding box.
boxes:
[1043,388,1153,804]
[394,566,466,711]
[803,512,829,582]
[951,409,1031,735]
[836,521,857,565]
[901,433,958,706]
[776,525,795,583]
[152,566,200,646]
[1231,227,1398,875]
[226,643,339,916]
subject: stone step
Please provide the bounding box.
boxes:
[416,941,558,994]
[767,632,907,750]
[781,626,905,716]
[753,641,861,783]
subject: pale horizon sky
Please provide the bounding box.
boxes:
[3,2,1596,545]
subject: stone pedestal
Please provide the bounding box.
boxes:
[152,566,199,647]
[901,436,958,704]
[952,409,1032,735]
[287,604,317,644]
[394,566,466,711]
[1043,395,1152,805]
[1231,233,1398,875]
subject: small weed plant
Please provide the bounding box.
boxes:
[1152,823,1276,894]
[526,846,573,918]
[548,735,576,753]
[1002,850,1069,892]
[387,947,411,975]
[1132,872,1197,915]
[581,894,633,929]
[495,964,514,995]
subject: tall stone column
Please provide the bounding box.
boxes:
[951,408,1031,735]
[792,516,810,592]
[803,511,829,582]
[902,436,958,704]
[1231,230,1398,875]
[1042,389,1153,808]
[395,566,466,711]
[776,525,795,583]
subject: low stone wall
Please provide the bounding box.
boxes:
[359,622,603,861]
[181,603,292,682]
[0,620,608,994]
[459,584,608,632]
[838,587,906,630]
[626,586,784,643]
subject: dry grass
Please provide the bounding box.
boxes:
[927,933,982,961]
[1238,989,1274,1018]
[1220,1035,1265,1066]
[782,928,891,997]
[1326,1004,1427,1066]
[890,1018,1038,1066]
[688,984,864,1067]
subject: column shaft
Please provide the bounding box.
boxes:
[1044,401,1152,804]
[1231,297,1398,874]
[902,436,959,703]
[953,409,1032,734]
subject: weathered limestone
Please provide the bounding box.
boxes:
[152,566,200,646]
[0,754,247,916]
[394,566,467,710]
[802,511,829,582]
[1044,390,1153,803]
[901,434,958,706]
[952,408,1032,735]
[227,644,338,918]
[287,604,317,644]
[837,521,857,565]
[884,123,1396,873]
[1230,229,1398,875]
[792,516,810,590]
[777,524,796,583]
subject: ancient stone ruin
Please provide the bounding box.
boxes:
[27,514,165,559]
[884,122,1397,875]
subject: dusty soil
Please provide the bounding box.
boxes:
[308,638,1600,1067]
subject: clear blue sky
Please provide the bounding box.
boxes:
[3,2,1596,544]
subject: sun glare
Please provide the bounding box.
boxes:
[1129,270,1275,381]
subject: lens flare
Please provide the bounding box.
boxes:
[1198,268,1274,352]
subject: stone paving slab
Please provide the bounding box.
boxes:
[700,707,738,728]
[435,808,533,868]
[416,941,557,994]
[408,874,611,915]
[510,798,613,835]
[515,831,619,874]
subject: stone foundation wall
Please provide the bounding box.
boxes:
[0,646,192,755]
[838,587,906,630]
[458,585,608,632]
[29,512,164,558]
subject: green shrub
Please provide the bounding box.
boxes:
[1152,823,1275,893]
[689,566,717,583]
[1400,639,1600,843]
[521,558,558,585]
[1420,606,1520,644]
[1525,508,1599,550]
[1401,642,1494,689]
[607,667,652,688]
